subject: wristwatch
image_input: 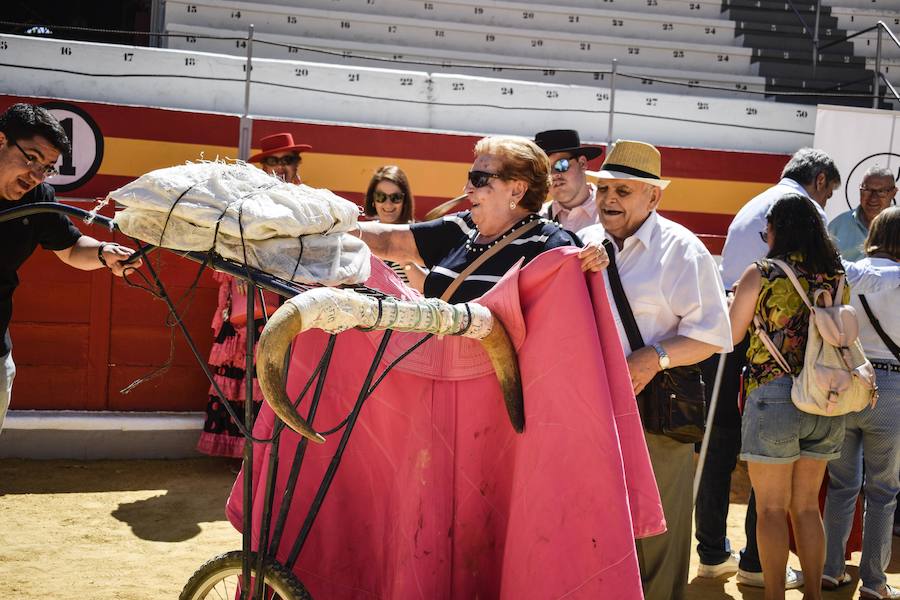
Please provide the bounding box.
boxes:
[652,343,670,370]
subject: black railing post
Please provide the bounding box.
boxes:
[874,25,883,109]
[812,0,821,76]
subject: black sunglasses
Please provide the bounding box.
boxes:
[552,157,577,173]
[467,170,502,188]
[261,154,300,167]
[374,190,405,204]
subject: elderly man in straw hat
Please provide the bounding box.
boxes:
[579,140,733,600]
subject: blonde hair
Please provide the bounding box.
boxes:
[474,136,550,212]
[865,205,900,260]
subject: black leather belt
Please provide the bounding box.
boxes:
[871,360,900,373]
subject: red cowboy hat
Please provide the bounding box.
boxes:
[248,133,312,163]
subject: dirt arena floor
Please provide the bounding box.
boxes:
[0,457,897,599]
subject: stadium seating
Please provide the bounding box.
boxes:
[162,0,890,106]
[0,32,814,153]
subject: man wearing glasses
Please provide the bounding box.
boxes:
[828,166,897,261]
[248,132,311,185]
[0,103,140,433]
[534,129,604,233]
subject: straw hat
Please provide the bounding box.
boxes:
[248,133,312,163]
[586,140,670,189]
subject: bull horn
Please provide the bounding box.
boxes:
[256,301,326,444]
[479,320,524,432]
[256,288,524,442]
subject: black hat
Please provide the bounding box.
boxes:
[534,129,603,161]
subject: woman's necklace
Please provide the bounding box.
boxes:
[465,213,541,254]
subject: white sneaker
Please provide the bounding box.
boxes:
[697,554,739,578]
[737,566,803,590]
[860,584,900,600]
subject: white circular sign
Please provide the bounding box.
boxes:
[42,101,104,193]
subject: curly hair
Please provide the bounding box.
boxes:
[0,103,71,155]
[363,165,415,223]
[766,193,843,276]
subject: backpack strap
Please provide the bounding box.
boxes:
[753,314,793,374]
[859,295,900,362]
[768,258,844,309]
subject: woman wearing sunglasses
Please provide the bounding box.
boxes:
[355,135,607,303]
[363,165,426,289]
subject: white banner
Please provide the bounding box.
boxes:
[813,104,900,222]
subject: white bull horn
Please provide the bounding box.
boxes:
[256,288,524,443]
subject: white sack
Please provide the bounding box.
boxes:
[108,161,371,286]
[108,161,360,239]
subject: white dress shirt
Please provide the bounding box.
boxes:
[541,183,598,234]
[850,257,900,362]
[719,178,821,290]
[719,177,900,294]
[579,211,733,355]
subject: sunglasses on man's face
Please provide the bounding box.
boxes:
[374,191,405,204]
[467,170,502,188]
[552,157,578,173]
[261,154,300,167]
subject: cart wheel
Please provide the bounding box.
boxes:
[180,550,312,600]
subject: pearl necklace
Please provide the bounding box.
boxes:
[464,213,542,254]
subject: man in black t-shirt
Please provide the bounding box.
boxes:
[0,103,141,433]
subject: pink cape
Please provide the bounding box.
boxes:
[227,248,665,599]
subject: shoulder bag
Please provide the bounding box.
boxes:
[602,239,707,443]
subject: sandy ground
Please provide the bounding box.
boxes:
[0,458,897,599]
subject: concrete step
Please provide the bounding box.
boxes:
[739,33,854,54]
[754,57,870,79]
[727,7,838,27]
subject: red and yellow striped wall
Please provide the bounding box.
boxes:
[1,94,789,412]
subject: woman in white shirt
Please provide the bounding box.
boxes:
[823,206,900,600]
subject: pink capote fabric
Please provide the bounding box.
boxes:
[226,247,665,599]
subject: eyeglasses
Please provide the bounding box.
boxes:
[373,190,404,204]
[758,230,768,243]
[261,154,300,167]
[467,170,502,188]
[859,185,896,197]
[12,140,59,179]
[552,157,576,173]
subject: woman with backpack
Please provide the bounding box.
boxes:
[823,206,900,600]
[729,193,850,600]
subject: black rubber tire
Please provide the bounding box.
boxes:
[180,550,312,600]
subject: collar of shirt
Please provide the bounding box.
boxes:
[546,184,598,230]
[852,206,869,231]
[606,209,658,256]
[778,177,827,220]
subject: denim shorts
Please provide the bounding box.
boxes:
[740,376,845,464]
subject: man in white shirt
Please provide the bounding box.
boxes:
[534,129,603,233]
[579,140,732,600]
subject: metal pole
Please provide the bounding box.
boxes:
[149,0,165,48]
[238,25,255,161]
[812,0,821,76]
[875,25,883,109]
[693,351,728,505]
[607,58,617,151]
